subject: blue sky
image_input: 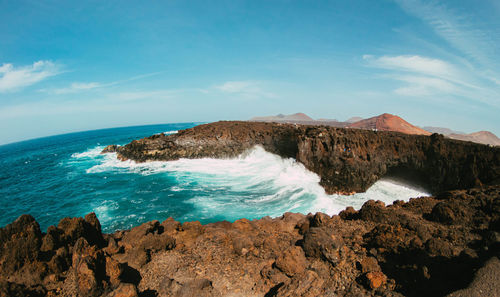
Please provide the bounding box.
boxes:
[1,0,499,144]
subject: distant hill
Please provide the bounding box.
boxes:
[422,126,499,146]
[448,131,500,146]
[250,113,314,122]
[317,118,340,122]
[422,126,465,135]
[348,113,431,136]
[249,113,348,127]
[249,113,499,145]
[346,116,363,123]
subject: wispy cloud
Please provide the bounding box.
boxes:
[394,0,500,68]
[215,80,276,98]
[393,75,456,96]
[44,71,166,95]
[49,82,102,94]
[363,54,479,90]
[363,54,500,105]
[0,61,61,93]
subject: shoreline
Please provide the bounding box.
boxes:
[1,185,499,296]
[1,121,499,296]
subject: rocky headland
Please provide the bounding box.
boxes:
[1,121,500,297]
[104,121,499,194]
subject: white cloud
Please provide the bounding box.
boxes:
[364,55,453,78]
[50,82,102,94]
[0,60,61,92]
[215,81,275,98]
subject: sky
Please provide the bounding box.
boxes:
[1,0,499,145]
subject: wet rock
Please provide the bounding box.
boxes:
[102,144,119,153]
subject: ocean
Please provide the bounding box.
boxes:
[0,123,429,233]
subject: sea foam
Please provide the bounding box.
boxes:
[85,146,429,219]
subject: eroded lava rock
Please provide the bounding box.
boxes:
[102,121,500,194]
[1,186,499,296]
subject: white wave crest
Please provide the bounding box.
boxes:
[84,146,430,218]
[156,130,178,135]
[71,146,105,159]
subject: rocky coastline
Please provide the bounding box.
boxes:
[1,121,500,297]
[105,121,499,194]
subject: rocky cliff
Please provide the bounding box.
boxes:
[2,121,500,297]
[105,121,500,194]
[1,186,499,296]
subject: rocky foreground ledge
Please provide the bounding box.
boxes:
[103,121,500,194]
[1,186,500,297]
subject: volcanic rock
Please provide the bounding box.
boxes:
[103,121,500,194]
[0,186,499,296]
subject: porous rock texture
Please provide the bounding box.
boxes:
[1,186,499,296]
[104,121,500,194]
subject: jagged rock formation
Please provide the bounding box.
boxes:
[1,186,499,296]
[104,121,500,194]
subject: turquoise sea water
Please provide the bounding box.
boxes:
[0,123,429,233]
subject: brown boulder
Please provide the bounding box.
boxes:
[274,246,308,277]
[364,271,387,289]
[358,257,381,274]
[301,227,344,265]
[339,206,358,220]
